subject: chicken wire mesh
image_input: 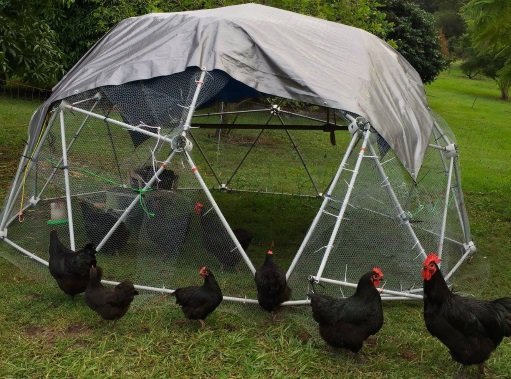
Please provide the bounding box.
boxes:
[1,69,473,307]
[287,126,469,299]
[189,99,349,196]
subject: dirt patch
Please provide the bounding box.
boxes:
[25,293,43,301]
[24,325,47,336]
[66,322,92,335]
[24,322,92,343]
[222,323,237,332]
[23,324,60,344]
[296,328,312,344]
[399,350,418,362]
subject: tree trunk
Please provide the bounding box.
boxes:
[500,85,509,101]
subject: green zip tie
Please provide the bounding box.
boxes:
[47,219,69,225]
[134,188,155,218]
[44,157,156,217]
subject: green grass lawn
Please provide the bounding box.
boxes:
[0,65,510,378]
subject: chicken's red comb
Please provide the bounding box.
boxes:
[372,267,383,278]
[267,249,273,255]
[194,202,204,214]
[423,253,441,266]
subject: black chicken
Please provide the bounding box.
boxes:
[79,200,130,254]
[194,202,252,271]
[422,253,511,376]
[48,230,97,297]
[309,268,384,354]
[254,248,291,319]
[131,165,178,191]
[85,266,139,322]
[172,266,223,328]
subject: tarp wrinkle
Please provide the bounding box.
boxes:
[27,3,434,179]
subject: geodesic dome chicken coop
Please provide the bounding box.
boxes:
[0,4,476,303]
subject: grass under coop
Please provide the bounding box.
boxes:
[0,63,510,378]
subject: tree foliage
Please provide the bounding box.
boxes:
[0,0,64,87]
[382,0,447,84]
[55,0,393,73]
[2,0,446,88]
[463,0,511,99]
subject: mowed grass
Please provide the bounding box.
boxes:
[1,63,511,378]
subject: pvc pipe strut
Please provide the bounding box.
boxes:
[185,150,257,275]
[367,142,427,259]
[315,128,371,279]
[453,158,472,243]
[38,98,101,201]
[285,130,361,280]
[444,243,475,282]
[438,156,454,260]
[0,110,59,231]
[59,110,76,250]
[311,275,423,299]
[183,69,207,131]
[2,237,49,266]
[0,144,30,231]
[61,102,175,145]
[95,150,177,251]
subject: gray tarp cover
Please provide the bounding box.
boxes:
[30,3,435,179]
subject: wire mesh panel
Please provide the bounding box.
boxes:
[287,128,468,299]
[1,68,472,304]
[190,100,349,196]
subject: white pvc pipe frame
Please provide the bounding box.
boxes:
[285,128,361,279]
[0,75,471,303]
[1,104,428,303]
[0,110,59,232]
[59,109,76,250]
[59,69,254,261]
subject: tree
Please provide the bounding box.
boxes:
[55,0,393,72]
[463,0,511,100]
[0,0,64,87]
[382,0,447,84]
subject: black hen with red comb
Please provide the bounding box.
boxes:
[172,266,223,328]
[422,253,511,375]
[254,248,291,317]
[309,268,384,353]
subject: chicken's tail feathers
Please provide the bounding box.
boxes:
[49,230,67,254]
[492,297,511,336]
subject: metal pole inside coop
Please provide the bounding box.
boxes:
[37,95,102,200]
[438,155,455,260]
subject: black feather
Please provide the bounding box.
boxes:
[48,230,97,296]
[423,262,511,366]
[173,267,223,321]
[85,266,138,321]
[309,270,383,353]
[254,252,291,312]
